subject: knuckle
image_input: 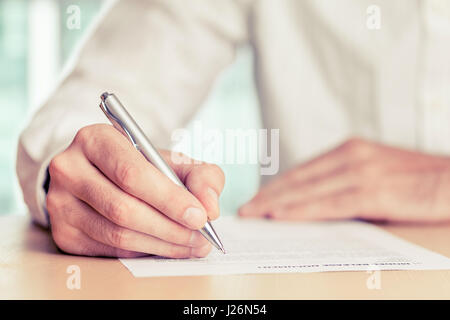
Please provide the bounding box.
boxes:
[107,199,130,226]
[108,226,128,248]
[74,124,113,150]
[78,182,96,203]
[48,154,68,181]
[74,126,92,145]
[115,162,139,192]
[72,124,120,153]
[46,191,60,214]
[47,194,81,229]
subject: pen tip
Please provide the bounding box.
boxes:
[220,247,226,254]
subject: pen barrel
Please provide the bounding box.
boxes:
[100,93,184,188]
[100,92,225,253]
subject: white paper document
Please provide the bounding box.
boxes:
[120,217,450,277]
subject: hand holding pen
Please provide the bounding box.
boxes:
[44,93,225,258]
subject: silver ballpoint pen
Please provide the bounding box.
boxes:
[99,92,226,254]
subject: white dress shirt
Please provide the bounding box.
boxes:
[16,0,450,226]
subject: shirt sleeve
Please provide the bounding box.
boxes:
[16,0,250,227]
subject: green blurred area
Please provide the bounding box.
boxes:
[0,0,104,214]
[0,0,259,216]
[0,0,28,214]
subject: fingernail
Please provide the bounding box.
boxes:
[189,231,207,246]
[183,207,206,229]
[191,243,212,258]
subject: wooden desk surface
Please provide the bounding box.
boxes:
[1,214,450,300]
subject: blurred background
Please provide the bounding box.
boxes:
[0,0,260,216]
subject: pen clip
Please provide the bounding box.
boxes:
[99,99,140,150]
